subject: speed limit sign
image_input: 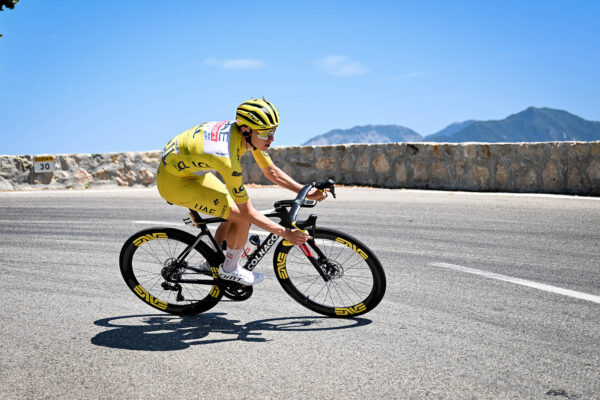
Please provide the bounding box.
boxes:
[33,156,56,173]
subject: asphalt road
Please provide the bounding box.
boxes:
[0,187,599,399]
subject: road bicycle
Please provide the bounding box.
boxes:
[119,180,386,318]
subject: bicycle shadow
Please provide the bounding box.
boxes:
[91,313,372,351]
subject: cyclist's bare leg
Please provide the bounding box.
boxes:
[217,205,263,284]
[223,204,250,250]
[214,221,231,249]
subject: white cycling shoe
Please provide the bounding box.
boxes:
[218,265,264,286]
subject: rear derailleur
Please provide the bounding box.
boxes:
[161,281,184,302]
[161,258,185,301]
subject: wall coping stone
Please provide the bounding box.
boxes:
[2,142,599,196]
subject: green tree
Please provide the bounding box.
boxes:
[0,0,19,38]
[0,0,19,11]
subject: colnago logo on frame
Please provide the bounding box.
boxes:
[249,234,280,269]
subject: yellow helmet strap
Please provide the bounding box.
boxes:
[242,130,257,151]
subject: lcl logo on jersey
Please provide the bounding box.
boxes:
[233,184,246,197]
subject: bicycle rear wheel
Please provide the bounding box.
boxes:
[272,228,386,317]
[120,227,223,315]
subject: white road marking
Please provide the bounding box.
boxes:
[429,262,600,304]
[397,189,600,201]
[130,221,350,248]
[132,221,268,236]
[3,188,599,201]
[132,210,275,229]
[133,220,184,226]
[0,188,156,195]
[249,229,268,236]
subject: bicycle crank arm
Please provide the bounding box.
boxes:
[169,278,217,285]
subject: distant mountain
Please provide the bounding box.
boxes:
[425,120,476,141]
[302,125,422,146]
[301,107,600,145]
[423,107,600,142]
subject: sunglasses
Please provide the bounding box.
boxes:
[255,128,276,140]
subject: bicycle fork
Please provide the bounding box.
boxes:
[288,218,332,282]
[299,240,331,282]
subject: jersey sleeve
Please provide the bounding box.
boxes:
[223,156,250,204]
[251,149,274,169]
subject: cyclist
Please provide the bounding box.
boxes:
[156,98,327,286]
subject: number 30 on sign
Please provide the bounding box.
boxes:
[33,156,56,173]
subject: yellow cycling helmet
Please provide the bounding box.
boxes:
[236,98,280,131]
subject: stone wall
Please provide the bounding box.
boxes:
[2,142,599,195]
[0,151,161,191]
[245,141,600,195]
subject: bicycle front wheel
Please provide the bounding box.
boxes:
[272,228,386,317]
[120,227,223,315]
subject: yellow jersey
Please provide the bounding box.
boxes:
[160,121,273,204]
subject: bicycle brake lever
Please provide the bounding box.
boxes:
[291,221,308,234]
[282,221,309,247]
[325,178,336,198]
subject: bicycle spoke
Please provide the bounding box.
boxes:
[138,245,165,266]
[129,236,214,306]
[332,281,353,305]
[279,230,381,311]
[338,277,367,300]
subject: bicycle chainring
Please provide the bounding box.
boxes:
[222,282,253,301]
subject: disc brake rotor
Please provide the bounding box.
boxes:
[325,260,344,279]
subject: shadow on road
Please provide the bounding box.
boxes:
[91,313,371,351]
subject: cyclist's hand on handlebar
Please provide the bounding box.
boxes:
[306,188,328,202]
[284,228,312,245]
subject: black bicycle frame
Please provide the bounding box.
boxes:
[169,205,331,285]
[242,232,280,271]
[242,231,330,282]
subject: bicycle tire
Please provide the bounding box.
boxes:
[272,228,386,317]
[120,227,223,315]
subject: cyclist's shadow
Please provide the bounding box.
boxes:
[91,313,372,351]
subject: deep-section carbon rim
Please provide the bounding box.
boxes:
[120,228,222,315]
[273,228,386,317]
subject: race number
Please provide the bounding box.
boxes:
[33,156,55,173]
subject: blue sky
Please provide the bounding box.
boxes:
[1,0,599,156]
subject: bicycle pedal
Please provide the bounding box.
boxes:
[223,282,253,301]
